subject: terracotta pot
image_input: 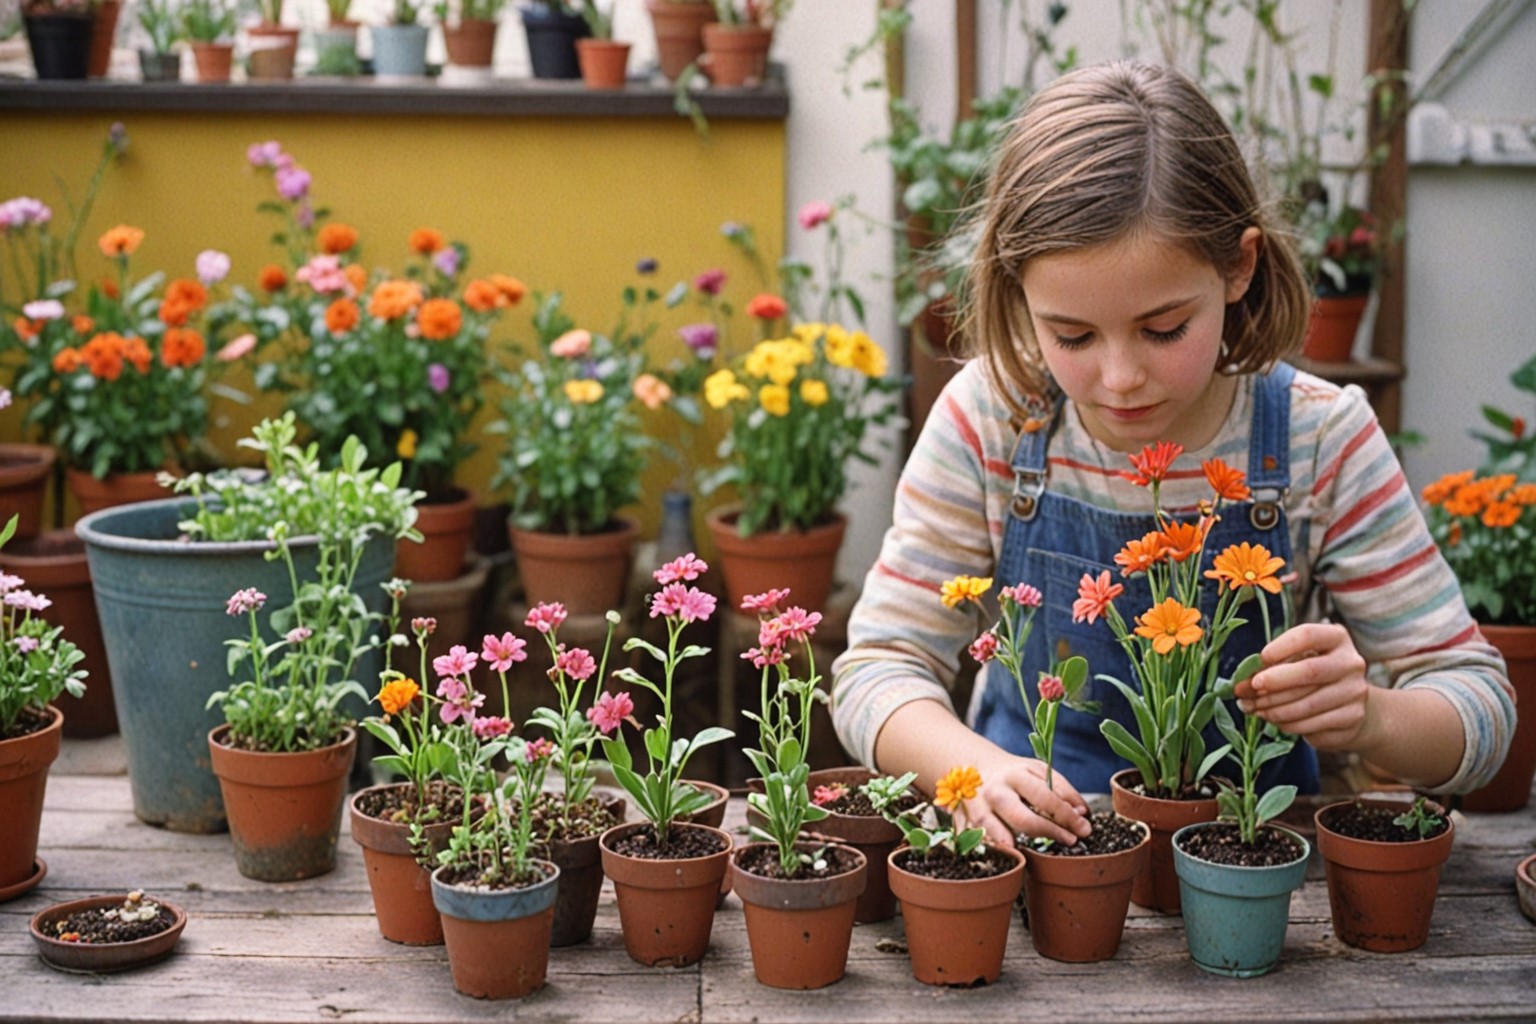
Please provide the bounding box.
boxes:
[246,24,299,80]
[509,516,637,617]
[348,783,463,945]
[907,294,965,451]
[599,821,732,967]
[705,506,845,616]
[799,767,902,923]
[1463,624,1536,812]
[431,860,559,999]
[29,893,187,970]
[0,530,115,738]
[0,705,62,894]
[65,466,169,517]
[887,843,1024,986]
[676,777,729,827]
[398,556,491,659]
[699,22,771,87]
[208,725,356,881]
[1314,799,1454,952]
[576,38,630,88]
[1301,293,1368,363]
[544,793,626,946]
[731,841,867,989]
[1020,817,1149,962]
[189,41,234,83]
[645,0,713,80]
[1518,853,1536,924]
[1110,768,1220,914]
[1171,822,1308,978]
[87,0,121,77]
[0,442,57,541]
[442,17,498,68]
[395,487,477,583]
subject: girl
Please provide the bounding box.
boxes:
[831,61,1514,850]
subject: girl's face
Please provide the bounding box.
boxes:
[1020,229,1259,453]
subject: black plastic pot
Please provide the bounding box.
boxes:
[520,4,589,79]
[25,12,93,80]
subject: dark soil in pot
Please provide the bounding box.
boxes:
[1024,810,1143,857]
[39,892,175,944]
[353,779,467,825]
[526,792,619,848]
[1177,822,1303,867]
[1320,803,1449,842]
[735,841,862,881]
[436,857,553,890]
[894,845,1014,880]
[816,786,917,817]
[1,705,52,741]
[607,823,727,860]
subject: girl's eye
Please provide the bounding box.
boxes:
[1144,322,1190,343]
[1052,331,1092,350]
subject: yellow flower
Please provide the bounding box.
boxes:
[396,429,418,459]
[564,379,603,404]
[1134,598,1204,655]
[800,379,829,407]
[940,574,992,609]
[704,368,748,409]
[824,324,857,369]
[935,765,982,812]
[851,331,888,377]
[791,321,827,345]
[758,383,790,417]
[377,678,420,716]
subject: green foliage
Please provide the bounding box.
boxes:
[865,770,985,860]
[525,609,621,829]
[1392,796,1444,841]
[1211,655,1297,845]
[179,0,234,42]
[135,0,179,55]
[0,516,88,734]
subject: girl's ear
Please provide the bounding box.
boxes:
[1224,227,1263,304]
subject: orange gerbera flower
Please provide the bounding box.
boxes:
[489,273,526,304]
[12,317,36,341]
[368,280,423,321]
[325,298,360,335]
[463,278,503,313]
[72,315,94,335]
[317,222,359,255]
[417,298,462,341]
[377,678,421,716]
[1202,458,1251,501]
[1205,542,1286,593]
[1482,501,1521,529]
[99,277,120,300]
[259,264,288,292]
[81,332,127,381]
[940,574,992,609]
[1115,531,1168,576]
[1422,470,1476,507]
[344,263,368,296]
[1072,570,1125,624]
[409,227,447,255]
[98,224,144,258]
[165,278,208,311]
[1509,483,1536,506]
[1442,487,1485,518]
[746,293,788,320]
[52,347,82,373]
[934,765,982,812]
[1157,520,1207,563]
[1134,599,1203,655]
[161,328,206,368]
[122,335,152,374]
[159,298,191,328]
[1124,441,1184,486]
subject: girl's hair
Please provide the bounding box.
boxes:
[965,60,1313,418]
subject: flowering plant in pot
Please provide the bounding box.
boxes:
[1295,198,1383,362]
[733,585,866,989]
[0,512,88,899]
[597,554,734,967]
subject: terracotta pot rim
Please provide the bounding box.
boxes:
[598,820,731,861]
[730,839,867,882]
[510,514,639,541]
[0,703,63,747]
[705,504,845,538]
[208,723,355,758]
[29,894,187,964]
[888,841,1024,881]
[1518,852,1536,885]
[1021,816,1151,863]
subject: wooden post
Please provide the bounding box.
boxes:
[956,0,976,119]
[1367,0,1412,436]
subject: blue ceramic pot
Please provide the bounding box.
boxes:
[432,860,560,999]
[1171,821,1309,978]
[370,23,429,78]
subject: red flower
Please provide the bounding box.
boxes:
[1124,441,1184,486]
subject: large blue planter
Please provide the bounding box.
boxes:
[77,498,393,834]
[1171,822,1309,978]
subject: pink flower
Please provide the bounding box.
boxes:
[411,616,437,636]
[770,607,822,644]
[22,299,63,321]
[526,603,567,634]
[654,553,708,584]
[526,737,555,762]
[678,322,718,355]
[1072,570,1125,625]
[225,588,266,616]
[216,333,257,362]
[481,632,528,672]
[427,363,450,394]
[14,636,39,654]
[694,269,727,296]
[436,678,484,724]
[1038,675,1066,703]
[1001,583,1042,608]
[196,249,230,286]
[741,588,790,614]
[5,590,50,612]
[285,626,312,645]
[472,716,513,740]
[586,691,634,735]
[650,583,716,624]
[811,783,847,807]
[0,573,22,594]
[553,646,597,682]
[968,632,999,664]
[742,645,786,669]
[432,644,478,680]
[798,200,833,229]
[295,254,350,295]
[550,329,592,358]
[247,140,283,167]
[274,165,311,201]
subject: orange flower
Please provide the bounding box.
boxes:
[318,222,359,255]
[1124,441,1184,486]
[99,277,120,300]
[344,263,368,296]
[259,264,288,292]
[409,227,447,255]
[1482,501,1521,529]
[746,293,788,320]
[463,278,503,313]
[1442,486,1485,518]
[1422,470,1476,507]
[81,332,127,381]
[1202,457,1251,501]
[934,765,982,812]
[1447,521,1462,547]
[165,278,208,311]
[1509,483,1536,507]
[123,335,152,374]
[1156,520,1207,563]
[325,298,360,335]
[1205,542,1286,594]
[161,328,206,368]
[417,298,462,341]
[52,347,82,373]
[159,297,191,328]
[632,372,673,410]
[1134,598,1203,655]
[1114,531,1167,576]
[377,678,421,716]
[12,317,36,341]
[1072,570,1124,624]
[367,280,423,321]
[97,224,144,258]
[1513,416,1527,441]
[489,273,526,305]
[72,315,94,335]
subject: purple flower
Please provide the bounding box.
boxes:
[0,572,23,593]
[247,140,283,168]
[196,249,231,286]
[225,588,266,616]
[275,166,311,201]
[294,201,315,230]
[678,322,718,357]
[635,257,658,275]
[14,636,39,654]
[22,300,64,321]
[427,362,450,394]
[0,197,52,231]
[432,246,460,277]
[4,590,51,612]
[694,269,727,296]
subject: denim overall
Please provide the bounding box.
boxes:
[972,363,1319,795]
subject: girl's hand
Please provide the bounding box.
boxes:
[964,753,1092,849]
[1237,622,1371,751]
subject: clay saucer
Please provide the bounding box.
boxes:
[0,859,47,903]
[29,895,187,973]
[1517,854,1536,925]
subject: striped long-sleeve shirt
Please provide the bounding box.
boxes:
[831,361,1515,794]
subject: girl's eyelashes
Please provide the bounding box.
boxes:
[1047,321,1190,349]
[1052,331,1092,350]
[1145,322,1190,343]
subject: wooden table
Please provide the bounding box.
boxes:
[5,736,1535,1023]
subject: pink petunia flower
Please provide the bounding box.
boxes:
[654,553,708,584]
[472,716,513,740]
[586,691,634,735]
[650,583,716,624]
[770,607,821,644]
[481,632,528,673]
[740,588,791,615]
[432,644,478,680]
[525,602,567,635]
[693,269,726,296]
[798,200,833,230]
[553,646,597,682]
[274,165,311,201]
[294,253,350,295]
[247,140,283,167]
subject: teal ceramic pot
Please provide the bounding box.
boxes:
[76,498,393,834]
[1171,822,1309,978]
[370,23,429,77]
[432,860,560,999]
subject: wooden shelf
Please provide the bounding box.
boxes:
[1290,355,1404,385]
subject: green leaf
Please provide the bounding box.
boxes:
[1254,785,1297,825]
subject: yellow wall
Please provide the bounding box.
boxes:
[0,110,786,535]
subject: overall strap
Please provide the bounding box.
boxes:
[1245,362,1295,531]
[1007,396,1064,522]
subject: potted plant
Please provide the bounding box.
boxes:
[574,0,627,88]
[435,0,504,77]
[1313,795,1453,953]
[245,0,298,80]
[312,0,360,76]
[492,290,649,616]
[700,0,787,88]
[644,0,712,82]
[733,585,866,989]
[205,427,419,881]
[519,0,587,79]
[20,0,96,80]
[867,765,1024,986]
[372,0,430,78]
[597,556,734,967]
[1296,197,1383,363]
[0,513,87,901]
[133,0,180,80]
[178,0,235,82]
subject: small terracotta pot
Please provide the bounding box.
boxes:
[348,783,463,945]
[645,0,713,80]
[208,725,356,881]
[1314,799,1454,952]
[442,17,498,68]
[65,466,169,517]
[1020,817,1149,962]
[1517,853,1536,924]
[699,22,771,87]
[396,487,477,583]
[189,41,234,83]
[1110,768,1220,914]
[0,442,57,541]
[87,0,121,78]
[1301,293,1368,363]
[731,841,867,989]
[245,24,299,80]
[599,821,732,967]
[510,516,637,617]
[1462,624,1536,812]
[30,893,187,971]
[545,794,626,947]
[576,38,630,88]
[432,860,559,999]
[0,705,63,894]
[887,844,1024,986]
[705,506,845,616]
